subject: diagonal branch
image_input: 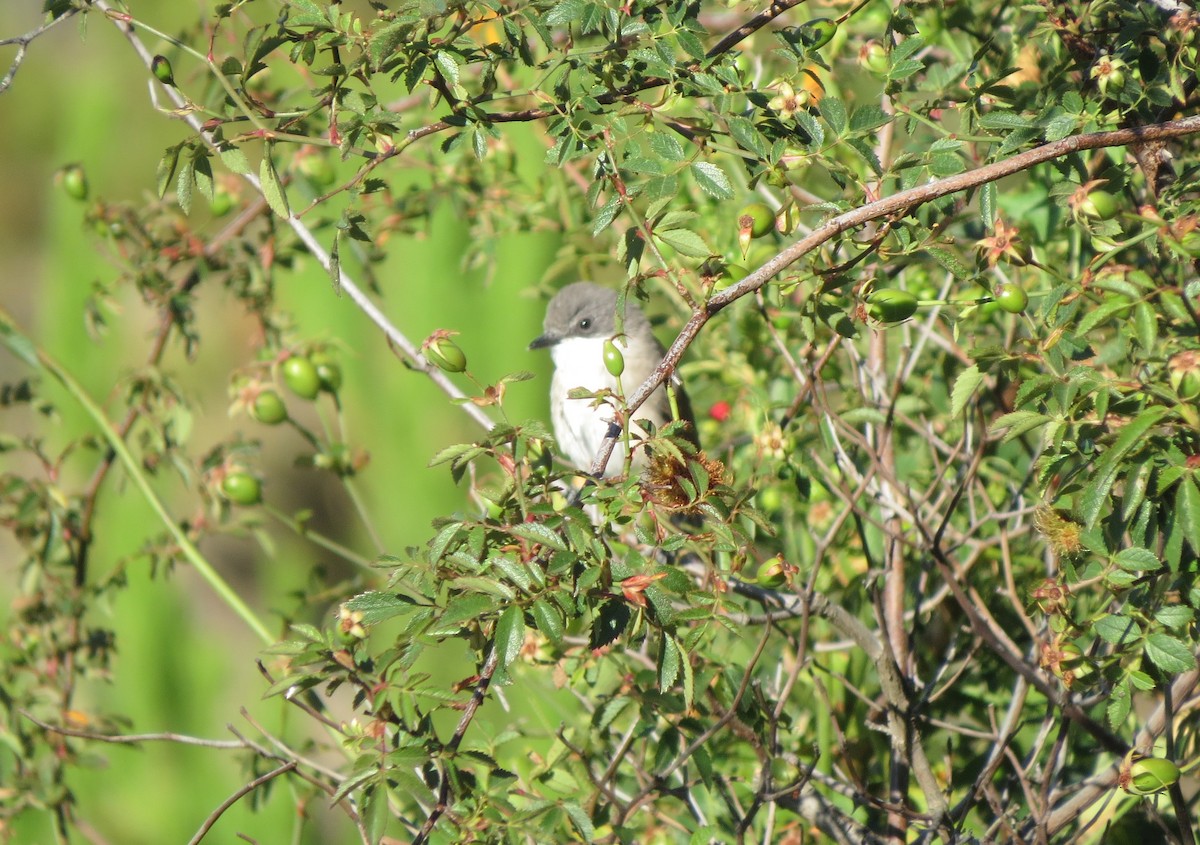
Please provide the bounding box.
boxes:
[590,113,1200,476]
[0,7,79,95]
[92,0,497,434]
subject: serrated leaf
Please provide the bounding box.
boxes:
[259,147,291,218]
[509,521,568,551]
[1133,301,1157,351]
[193,155,215,203]
[176,156,195,215]
[979,181,996,227]
[562,802,595,841]
[531,598,564,644]
[1080,406,1169,528]
[655,227,712,258]
[1144,632,1196,673]
[1093,613,1139,646]
[1155,605,1194,629]
[648,131,685,161]
[1178,475,1200,556]
[344,590,422,625]
[429,442,484,468]
[1114,546,1161,572]
[925,246,971,279]
[156,144,181,199]
[1107,677,1131,729]
[434,51,459,88]
[818,96,847,136]
[727,115,768,157]
[544,0,584,26]
[690,162,733,199]
[978,111,1034,130]
[592,193,621,236]
[494,605,525,668]
[989,410,1052,442]
[658,635,680,690]
[950,364,983,417]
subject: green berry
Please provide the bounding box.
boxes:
[59,164,89,201]
[251,389,288,424]
[1078,190,1119,221]
[756,558,788,589]
[282,356,321,399]
[310,351,343,393]
[425,338,467,373]
[152,55,176,86]
[221,471,262,506]
[800,18,838,51]
[866,289,918,323]
[603,338,625,378]
[859,41,889,75]
[738,203,776,239]
[1124,756,1180,796]
[993,283,1029,314]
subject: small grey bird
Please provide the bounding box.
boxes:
[530,282,696,476]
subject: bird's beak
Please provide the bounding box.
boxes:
[528,333,558,350]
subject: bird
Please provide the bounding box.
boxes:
[529,282,696,477]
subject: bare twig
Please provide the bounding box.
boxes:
[0,8,78,94]
[186,761,297,845]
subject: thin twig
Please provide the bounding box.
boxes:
[186,761,297,845]
[0,8,78,94]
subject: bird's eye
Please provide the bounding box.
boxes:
[579,318,591,330]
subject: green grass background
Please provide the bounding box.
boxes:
[0,2,562,840]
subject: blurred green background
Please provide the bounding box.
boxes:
[0,2,562,840]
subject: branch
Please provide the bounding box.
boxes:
[93,0,496,435]
[0,7,79,95]
[591,113,1200,476]
[186,761,297,845]
[412,646,500,845]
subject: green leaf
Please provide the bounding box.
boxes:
[977,111,1034,130]
[562,802,596,841]
[176,155,195,215]
[658,635,681,690]
[156,144,181,199]
[1107,676,1131,729]
[989,410,1052,442]
[509,521,568,551]
[1177,475,1200,556]
[979,181,996,227]
[494,605,526,669]
[690,162,733,199]
[924,246,971,279]
[544,0,584,26]
[434,51,460,90]
[1155,605,1194,629]
[344,591,422,626]
[950,364,983,417]
[1093,613,1139,646]
[1114,547,1161,572]
[1079,406,1169,528]
[592,193,621,236]
[818,96,847,136]
[654,227,712,258]
[1144,632,1196,673]
[531,598,564,644]
[259,146,291,218]
[648,131,685,161]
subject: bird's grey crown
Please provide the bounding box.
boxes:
[538,281,652,344]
